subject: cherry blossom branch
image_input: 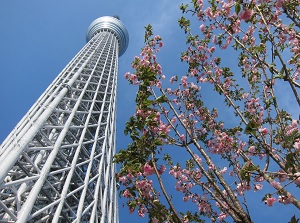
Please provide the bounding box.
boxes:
[255,5,300,105]
[203,66,287,171]
[151,89,248,220]
[152,89,252,223]
[282,6,300,28]
[209,67,289,171]
[262,174,300,209]
[200,65,248,126]
[239,155,300,209]
[214,16,300,108]
[288,80,300,106]
[192,177,248,223]
[164,65,298,211]
[151,153,183,223]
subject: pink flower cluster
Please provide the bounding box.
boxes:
[135,179,153,198]
[285,120,299,136]
[238,9,254,21]
[124,36,164,86]
[208,130,235,154]
[278,193,293,205]
[265,197,276,207]
[143,163,155,176]
[236,182,251,196]
[143,163,166,176]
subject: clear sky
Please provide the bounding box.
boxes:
[0,1,298,222]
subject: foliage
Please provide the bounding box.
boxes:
[115,0,300,222]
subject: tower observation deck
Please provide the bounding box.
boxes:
[0,16,128,223]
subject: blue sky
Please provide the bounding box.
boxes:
[0,1,299,222]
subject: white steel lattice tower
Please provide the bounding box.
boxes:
[0,16,129,223]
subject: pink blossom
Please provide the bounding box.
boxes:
[190,82,200,91]
[130,74,137,81]
[135,179,153,198]
[152,218,159,223]
[129,207,134,214]
[218,212,228,221]
[159,123,170,134]
[293,141,300,152]
[258,128,269,135]
[194,154,202,163]
[123,189,132,198]
[181,76,188,88]
[204,7,213,18]
[275,0,284,8]
[170,76,176,84]
[294,172,300,185]
[222,3,231,15]
[200,24,205,32]
[242,93,249,99]
[254,176,264,182]
[169,165,181,178]
[180,134,185,141]
[118,176,127,182]
[158,165,166,175]
[183,196,189,202]
[254,184,263,192]
[143,163,155,176]
[171,117,177,124]
[248,146,256,155]
[238,9,254,21]
[155,80,162,88]
[138,206,146,217]
[124,72,130,79]
[265,197,276,206]
[278,193,293,204]
[197,0,204,9]
[166,88,172,95]
[220,167,227,174]
[236,183,251,196]
[127,173,134,179]
[154,35,161,40]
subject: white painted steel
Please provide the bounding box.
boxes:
[0,16,128,223]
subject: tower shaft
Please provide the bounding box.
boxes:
[0,16,128,223]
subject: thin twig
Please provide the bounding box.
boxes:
[151,153,183,223]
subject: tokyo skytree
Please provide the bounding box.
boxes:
[0,16,129,223]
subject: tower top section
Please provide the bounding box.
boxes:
[86,16,129,56]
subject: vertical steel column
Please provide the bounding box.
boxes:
[0,16,128,223]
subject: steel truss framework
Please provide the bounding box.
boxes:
[0,17,128,223]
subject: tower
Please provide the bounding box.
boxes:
[0,16,129,223]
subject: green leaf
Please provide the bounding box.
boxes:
[240,161,258,183]
[235,3,241,14]
[143,99,153,106]
[156,95,168,103]
[261,193,271,202]
[180,3,189,13]
[288,215,299,223]
[244,121,259,136]
[285,153,296,173]
[154,139,163,146]
[144,24,153,42]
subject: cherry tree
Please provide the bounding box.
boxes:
[115,0,300,222]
